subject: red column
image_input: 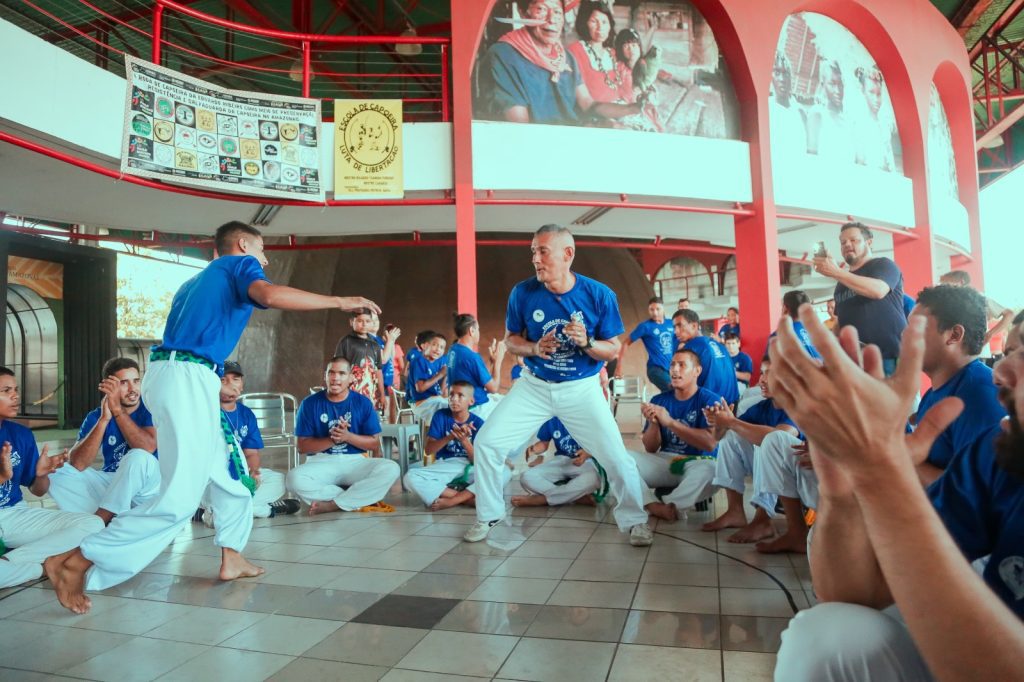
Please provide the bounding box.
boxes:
[450,2,480,315]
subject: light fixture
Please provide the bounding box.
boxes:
[980,134,1005,149]
[572,206,612,226]
[251,204,281,227]
[395,25,422,56]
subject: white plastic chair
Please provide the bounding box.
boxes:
[238,392,298,470]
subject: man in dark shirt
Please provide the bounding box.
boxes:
[335,308,385,409]
[814,221,907,375]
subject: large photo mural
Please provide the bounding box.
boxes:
[473,0,740,139]
[771,13,902,173]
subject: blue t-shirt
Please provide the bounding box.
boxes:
[902,294,916,319]
[648,387,721,456]
[374,335,395,388]
[446,344,492,406]
[408,354,445,402]
[78,401,156,472]
[0,420,40,508]
[720,323,741,339]
[834,257,907,360]
[427,409,485,460]
[769,321,822,361]
[157,255,270,367]
[630,319,675,371]
[224,403,264,451]
[739,398,798,432]
[916,360,1006,469]
[506,274,625,382]
[295,390,381,455]
[537,418,582,457]
[511,364,523,381]
[928,424,1024,621]
[732,351,754,376]
[480,42,584,125]
[682,336,740,405]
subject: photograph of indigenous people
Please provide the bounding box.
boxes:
[473,0,740,139]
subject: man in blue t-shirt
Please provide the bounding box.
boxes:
[408,331,449,425]
[467,225,651,546]
[723,334,753,390]
[0,367,104,589]
[404,382,508,510]
[47,222,380,615]
[701,360,803,546]
[814,221,906,375]
[288,356,395,516]
[617,296,675,393]
[769,290,822,362]
[514,417,601,507]
[672,309,740,406]
[196,361,299,522]
[49,357,159,525]
[629,349,722,522]
[907,286,1006,483]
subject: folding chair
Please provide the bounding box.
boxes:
[611,376,647,417]
[238,392,298,470]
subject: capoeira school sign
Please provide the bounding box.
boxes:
[120,55,324,202]
[333,99,404,199]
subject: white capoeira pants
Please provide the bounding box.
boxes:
[404,457,511,506]
[757,431,819,510]
[628,450,716,511]
[712,430,778,513]
[774,603,934,681]
[472,372,648,531]
[412,396,448,426]
[287,454,399,510]
[470,394,502,421]
[48,449,160,515]
[81,360,254,591]
[519,457,601,506]
[201,467,286,519]
[737,388,765,417]
[0,503,104,588]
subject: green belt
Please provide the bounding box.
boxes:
[448,464,473,491]
[591,459,611,504]
[149,349,216,371]
[669,454,715,476]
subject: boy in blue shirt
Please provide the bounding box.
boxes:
[404,381,509,509]
[46,221,378,615]
[288,357,395,515]
[49,358,159,526]
[723,333,753,390]
[617,296,675,393]
[513,417,600,507]
[672,309,740,406]
[0,367,105,588]
[701,359,802,544]
[447,313,505,420]
[408,331,449,425]
[629,349,722,521]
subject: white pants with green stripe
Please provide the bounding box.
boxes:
[628,450,716,511]
[81,360,254,591]
[0,503,104,588]
[404,457,512,506]
[519,457,601,506]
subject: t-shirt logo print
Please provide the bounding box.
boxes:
[320,413,329,423]
[533,309,545,322]
[107,435,117,446]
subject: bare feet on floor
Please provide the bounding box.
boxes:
[755,531,808,554]
[701,509,748,532]
[727,518,776,544]
[511,494,548,507]
[645,501,679,522]
[44,548,92,615]
[308,500,341,516]
[430,496,463,510]
[219,548,265,580]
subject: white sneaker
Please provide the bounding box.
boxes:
[463,519,501,542]
[629,523,653,546]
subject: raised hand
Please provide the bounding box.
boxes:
[385,326,401,342]
[98,376,123,417]
[339,296,381,314]
[0,442,12,484]
[35,444,68,477]
[534,329,560,359]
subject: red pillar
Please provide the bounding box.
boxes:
[450,1,480,315]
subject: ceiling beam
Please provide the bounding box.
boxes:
[44,0,203,43]
[968,0,1024,59]
[952,0,997,37]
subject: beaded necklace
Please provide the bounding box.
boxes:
[583,41,623,90]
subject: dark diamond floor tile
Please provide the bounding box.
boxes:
[349,594,462,629]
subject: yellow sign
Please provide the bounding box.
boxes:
[8,256,63,300]
[333,99,403,198]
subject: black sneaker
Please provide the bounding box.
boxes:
[268,499,301,518]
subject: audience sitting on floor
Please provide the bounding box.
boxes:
[198,361,299,523]
[287,357,396,516]
[334,308,386,410]
[724,333,753,391]
[617,296,675,393]
[406,330,449,425]
[700,358,803,547]
[446,313,505,420]
[629,349,721,522]
[512,417,601,508]
[672,308,740,407]
[0,366,105,588]
[404,381,509,510]
[772,305,1024,682]
[48,357,159,525]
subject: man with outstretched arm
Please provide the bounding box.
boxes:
[45,221,378,614]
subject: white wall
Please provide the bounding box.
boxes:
[980,167,1024,310]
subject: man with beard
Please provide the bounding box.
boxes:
[814,221,907,375]
[769,306,1024,681]
[49,358,159,525]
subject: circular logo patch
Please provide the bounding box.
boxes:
[533,310,545,322]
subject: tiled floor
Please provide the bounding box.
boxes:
[4,427,807,681]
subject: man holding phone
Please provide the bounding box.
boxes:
[813,222,907,375]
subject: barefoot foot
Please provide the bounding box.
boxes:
[755,531,808,554]
[727,519,775,544]
[430,496,462,510]
[308,500,341,516]
[219,549,265,580]
[645,501,679,522]
[44,549,92,615]
[511,494,548,507]
[574,495,597,506]
[701,510,748,532]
